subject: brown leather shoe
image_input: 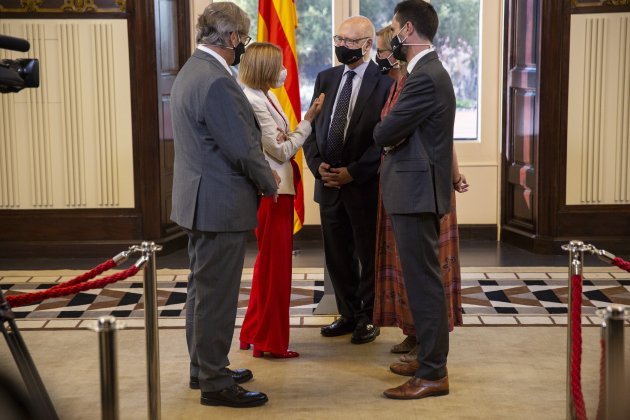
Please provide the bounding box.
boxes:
[390,336,416,354]
[383,376,449,400]
[389,360,420,376]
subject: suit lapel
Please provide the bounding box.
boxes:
[347,61,379,133]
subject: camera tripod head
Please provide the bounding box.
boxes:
[0,35,40,93]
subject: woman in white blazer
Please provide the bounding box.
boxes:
[238,42,324,359]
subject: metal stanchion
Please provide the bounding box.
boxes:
[597,305,628,420]
[0,290,59,420]
[562,240,585,420]
[141,241,162,420]
[91,316,124,420]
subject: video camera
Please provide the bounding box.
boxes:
[0,34,40,93]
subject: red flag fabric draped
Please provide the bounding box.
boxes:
[257,0,304,234]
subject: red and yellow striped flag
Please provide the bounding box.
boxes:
[257,0,304,233]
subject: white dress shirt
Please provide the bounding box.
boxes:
[197,44,232,75]
[328,59,370,142]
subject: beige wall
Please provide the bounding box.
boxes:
[0,19,134,209]
[190,0,503,227]
[566,13,630,205]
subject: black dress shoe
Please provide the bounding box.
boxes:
[201,384,268,408]
[189,367,253,389]
[351,323,380,344]
[226,368,253,384]
[321,317,356,337]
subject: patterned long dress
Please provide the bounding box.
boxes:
[373,76,463,334]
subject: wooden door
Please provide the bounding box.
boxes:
[155,0,190,230]
[502,0,541,238]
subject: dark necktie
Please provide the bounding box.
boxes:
[326,70,356,166]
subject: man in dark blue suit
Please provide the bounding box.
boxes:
[303,16,393,345]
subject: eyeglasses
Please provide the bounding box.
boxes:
[239,33,252,46]
[376,48,393,59]
[333,35,369,49]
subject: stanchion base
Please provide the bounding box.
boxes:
[313,294,340,315]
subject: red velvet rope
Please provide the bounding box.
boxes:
[611,257,630,273]
[571,273,587,420]
[49,259,117,291]
[5,265,139,308]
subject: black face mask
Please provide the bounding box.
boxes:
[335,45,364,65]
[390,36,407,62]
[231,41,245,66]
[390,25,409,61]
[375,54,396,74]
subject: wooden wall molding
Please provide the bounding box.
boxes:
[0,0,126,14]
[502,1,630,254]
[571,0,630,14]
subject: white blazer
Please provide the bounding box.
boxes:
[242,86,312,195]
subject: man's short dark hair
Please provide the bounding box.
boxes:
[394,0,439,42]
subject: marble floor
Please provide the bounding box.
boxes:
[1,239,629,419]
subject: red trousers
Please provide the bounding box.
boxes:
[240,194,294,353]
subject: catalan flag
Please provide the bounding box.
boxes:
[257,0,304,234]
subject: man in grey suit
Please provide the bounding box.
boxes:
[170,2,278,408]
[373,0,454,400]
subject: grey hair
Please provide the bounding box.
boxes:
[196,2,251,47]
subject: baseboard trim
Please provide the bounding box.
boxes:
[0,230,188,258]
[458,224,497,240]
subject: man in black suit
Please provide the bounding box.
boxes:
[303,16,393,345]
[373,0,455,399]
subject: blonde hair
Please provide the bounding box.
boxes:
[239,42,283,90]
[376,25,394,47]
[376,25,408,72]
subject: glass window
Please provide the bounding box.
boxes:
[296,0,333,116]
[213,0,258,40]
[361,0,480,140]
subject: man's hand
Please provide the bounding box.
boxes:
[322,167,353,188]
[318,162,332,178]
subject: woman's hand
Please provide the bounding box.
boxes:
[453,173,469,193]
[276,128,289,144]
[304,93,325,123]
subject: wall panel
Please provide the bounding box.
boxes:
[0,19,134,209]
[566,13,630,205]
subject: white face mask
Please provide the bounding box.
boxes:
[273,68,287,89]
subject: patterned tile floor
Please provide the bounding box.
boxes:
[2,267,630,330]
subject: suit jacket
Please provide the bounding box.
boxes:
[242,86,312,195]
[170,49,277,232]
[373,51,455,216]
[303,60,393,205]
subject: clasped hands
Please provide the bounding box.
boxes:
[319,162,353,189]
